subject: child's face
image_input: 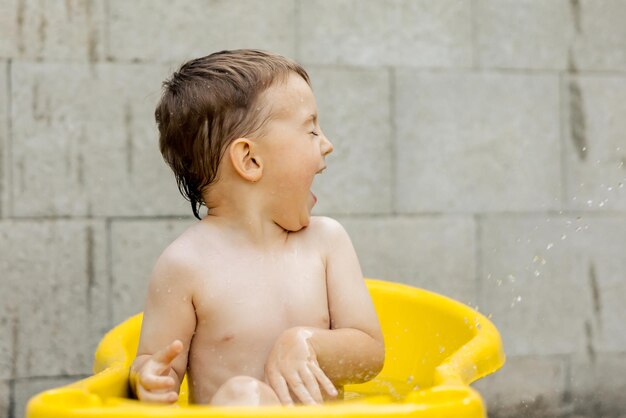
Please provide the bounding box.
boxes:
[256,73,334,231]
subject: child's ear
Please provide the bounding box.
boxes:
[228,138,263,182]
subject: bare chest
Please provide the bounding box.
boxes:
[192,250,330,345]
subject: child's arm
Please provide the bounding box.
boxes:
[265,217,384,405]
[129,249,197,403]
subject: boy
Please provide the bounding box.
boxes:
[130,49,385,406]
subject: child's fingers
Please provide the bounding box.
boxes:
[266,372,293,406]
[299,367,323,404]
[137,384,179,404]
[152,340,183,369]
[310,363,338,398]
[139,374,176,391]
[285,373,316,405]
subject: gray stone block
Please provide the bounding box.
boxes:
[307,67,392,215]
[572,218,626,353]
[0,220,108,378]
[298,0,472,68]
[0,315,14,380]
[108,0,296,63]
[15,376,79,418]
[569,353,626,417]
[563,75,626,212]
[478,215,626,356]
[0,380,8,418]
[570,0,626,72]
[394,71,561,213]
[473,355,568,417]
[475,0,572,70]
[0,1,15,57]
[110,219,194,324]
[0,0,106,61]
[337,216,477,304]
[11,62,190,217]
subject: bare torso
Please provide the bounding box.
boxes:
[182,218,331,403]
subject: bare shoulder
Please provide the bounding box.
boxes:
[306,216,350,240]
[302,216,354,256]
[150,221,217,288]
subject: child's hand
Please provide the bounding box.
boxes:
[132,340,183,403]
[264,328,338,405]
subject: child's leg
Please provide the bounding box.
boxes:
[210,376,280,406]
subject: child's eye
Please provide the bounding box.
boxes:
[310,131,319,136]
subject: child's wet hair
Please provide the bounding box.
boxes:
[155,49,310,219]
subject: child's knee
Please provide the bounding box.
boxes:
[211,376,279,406]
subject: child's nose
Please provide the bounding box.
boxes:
[321,134,334,156]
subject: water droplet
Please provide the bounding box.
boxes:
[407,375,414,384]
[438,346,446,353]
[516,296,522,302]
[507,274,516,283]
[598,200,605,207]
[167,288,172,293]
[561,234,567,240]
[546,243,554,250]
[534,270,541,277]
[586,200,594,207]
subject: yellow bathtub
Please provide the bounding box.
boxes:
[26,279,505,417]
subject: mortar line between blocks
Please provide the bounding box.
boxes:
[103,0,112,61]
[388,66,397,215]
[475,214,483,310]
[105,218,113,327]
[470,0,478,70]
[293,0,301,62]
[559,71,567,211]
[6,60,13,219]
[8,378,15,418]
[562,353,573,406]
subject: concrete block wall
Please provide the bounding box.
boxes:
[1,1,625,417]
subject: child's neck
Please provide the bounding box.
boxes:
[203,187,290,247]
